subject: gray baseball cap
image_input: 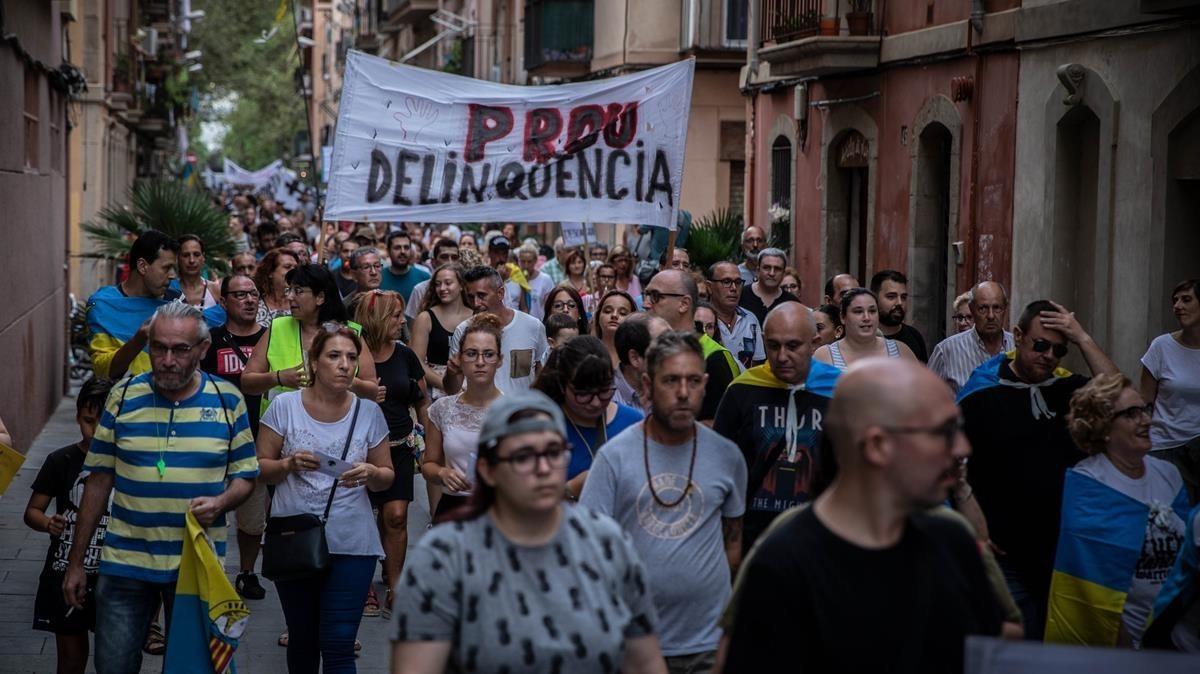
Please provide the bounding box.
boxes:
[477,390,567,452]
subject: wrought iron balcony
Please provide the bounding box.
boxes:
[524,0,593,77]
[759,0,881,78]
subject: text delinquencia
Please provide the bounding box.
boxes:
[363,102,676,208]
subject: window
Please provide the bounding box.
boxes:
[24,67,40,170]
[49,89,63,172]
[725,0,749,45]
[770,135,792,209]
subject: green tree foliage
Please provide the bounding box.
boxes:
[81,181,239,274]
[190,0,306,169]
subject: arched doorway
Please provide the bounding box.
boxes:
[827,130,870,283]
[1051,104,1101,351]
[910,122,954,345]
[1163,110,1200,328]
[770,135,792,211]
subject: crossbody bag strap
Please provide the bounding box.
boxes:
[222,330,251,366]
[321,398,362,522]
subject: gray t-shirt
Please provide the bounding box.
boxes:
[579,421,746,656]
[391,506,658,673]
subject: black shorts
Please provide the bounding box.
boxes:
[369,441,415,506]
[33,570,97,635]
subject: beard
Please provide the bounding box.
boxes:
[879,306,905,327]
[154,363,198,392]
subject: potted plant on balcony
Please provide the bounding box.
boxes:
[846,0,873,36]
[820,0,841,36]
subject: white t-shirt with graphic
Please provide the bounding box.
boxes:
[1073,453,1187,647]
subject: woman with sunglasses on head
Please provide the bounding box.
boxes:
[592,289,638,371]
[1045,373,1189,648]
[257,326,394,672]
[242,264,379,410]
[543,285,590,336]
[813,288,916,369]
[354,290,429,619]
[409,264,474,398]
[253,248,302,328]
[390,390,666,674]
[421,314,504,521]
[534,335,644,501]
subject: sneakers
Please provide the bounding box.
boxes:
[236,572,267,600]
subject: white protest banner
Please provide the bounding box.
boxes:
[560,221,596,248]
[223,158,283,189]
[325,50,694,230]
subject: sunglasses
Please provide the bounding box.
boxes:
[1031,338,1069,358]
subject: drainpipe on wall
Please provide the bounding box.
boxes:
[745,0,760,229]
[970,0,985,34]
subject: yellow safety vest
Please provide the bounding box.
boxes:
[262,316,362,414]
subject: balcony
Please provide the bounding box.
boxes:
[681,0,749,63]
[383,0,437,26]
[759,0,881,78]
[524,0,593,78]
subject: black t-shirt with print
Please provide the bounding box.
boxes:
[376,342,426,440]
[200,325,266,434]
[724,507,1002,673]
[30,444,108,576]
[738,286,800,326]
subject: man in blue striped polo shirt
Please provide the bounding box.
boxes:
[63,302,259,673]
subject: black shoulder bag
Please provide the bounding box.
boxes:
[262,398,362,582]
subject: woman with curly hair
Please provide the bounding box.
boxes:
[253,248,302,328]
[1045,373,1190,648]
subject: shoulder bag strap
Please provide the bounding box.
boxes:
[222,330,251,366]
[321,398,361,522]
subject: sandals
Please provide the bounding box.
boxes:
[143,622,166,655]
[382,588,394,620]
[278,628,361,656]
[362,586,381,618]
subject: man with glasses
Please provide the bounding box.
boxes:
[199,274,269,601]
[644,270,739,425]
[737,226,767,285]
[347,247,384,304]
[957,299,1118,639]
[443,266,549,396]
[63,302,259,673]
[929,282,1015,393]
[380,231,431,301]
[589,243,609,263]
[707,262,765,371]
[404,238,460,320]
[581,331,746,673]
[722,359,1001,671]
[739,248,799,327]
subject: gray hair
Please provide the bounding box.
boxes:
[645,330,704,381]
[758,247,788,266]
[350,246,382,269]
[152,301,210,342]
[518,242,540,259]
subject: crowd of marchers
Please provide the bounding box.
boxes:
[7,188,1200,674]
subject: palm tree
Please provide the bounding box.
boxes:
[81,180,238,274]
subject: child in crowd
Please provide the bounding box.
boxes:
[24,377,116,674]
[544,312,580,350]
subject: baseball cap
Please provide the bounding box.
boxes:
[483,230,511,250]
[477,391,566,452]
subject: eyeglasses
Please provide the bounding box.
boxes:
[782,283,800,293]
[744,237,765,245]
[1111,403,1154,421]
[952,314,973,323]
[356,263,384,272]
[568,385,616,404]
[284,286,312,297]
[552,300,578,312]
[227,290,261,301]
[711,278,744,289]
[882,417,964,449]
[149,341,203,358]
[644,290,686,305]
[491,445,571,475]
[461,349,500,363]
[1031,338,1069,358]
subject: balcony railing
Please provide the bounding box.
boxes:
[762,0,879,44]
[524,0,593,75]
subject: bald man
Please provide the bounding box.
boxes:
[928,281,1015,393]
[723,359,1002,672]
[713,303,841,552]
[823,273,860,306]
[737,226,766,285]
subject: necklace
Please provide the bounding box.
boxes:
[642,417,697,508]
[152,388,176,478]
[566,413,605,459]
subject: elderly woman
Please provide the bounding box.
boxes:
[258,326,394,672]
[952,292,975,334]
[1045,373,1190,648]
[390,390,665,674]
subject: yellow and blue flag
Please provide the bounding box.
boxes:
[166,512,250,674]
[1044,470,1190,645]
[86,285,225,377]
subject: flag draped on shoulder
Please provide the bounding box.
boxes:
[166,512,250,674]
[1143,503,1200,648]
[86,286,225,378]
[1044,470,1191,645]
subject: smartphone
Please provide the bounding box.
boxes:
[313,451,355,479]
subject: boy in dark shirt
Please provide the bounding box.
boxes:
[23,377,115,674]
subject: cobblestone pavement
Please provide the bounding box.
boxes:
[0,391,432,673]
